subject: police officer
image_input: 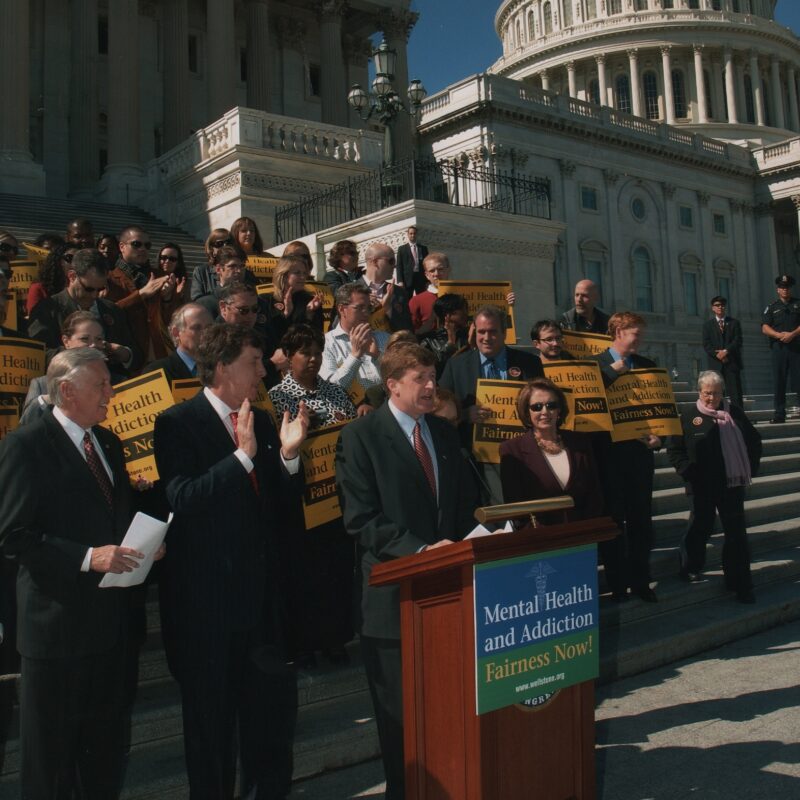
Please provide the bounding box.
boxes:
[761,274,800,424]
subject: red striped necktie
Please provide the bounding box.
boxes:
[83,431,113,508]
[413,421,437,497]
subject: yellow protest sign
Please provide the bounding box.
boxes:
[543,360,613,434]
[99,369,174,482]
[253,383,278,421]
[3,290,18,332]
[248,255,279,282]
[344,377,365,407]
[171,378,202,404]
[560,330,612,358]
[307,281,335,332]
[255,283,273,297]
[21,242,50,263]
[605,368,681,443]
[438,280,516,343]
[369,306,390,332]
[300,423,345,528]
[9,263,38,293]
[0,403,19,439]
[472,379,527,463]
[0,337,46,406]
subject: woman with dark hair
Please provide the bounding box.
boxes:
[157,242,189,305]
[269,324,357,666]
[96,234,119,264]
[191,228,256,302]
[25,243,78,315]
[500,377,603,525]
[323,239,360,291]
[230,216,265,257]
[264,254,323,342]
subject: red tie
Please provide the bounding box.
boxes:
[230,412,260,495]
[718,319,725,333]
[83,431,113,508]
[413,421,437,498]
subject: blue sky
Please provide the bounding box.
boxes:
[404,2,800,97]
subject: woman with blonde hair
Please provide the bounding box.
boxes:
[263,254,324,343]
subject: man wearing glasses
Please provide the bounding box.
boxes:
[702,295,744,409]
[530,319,576,363]
[357,242,412,332]
[28,249,139,372]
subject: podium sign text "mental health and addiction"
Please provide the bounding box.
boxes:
[473,544,599,714]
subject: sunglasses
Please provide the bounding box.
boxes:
[529,401,560,412]
[78,277,104,294]
[126,240,151,250]
[212,238,233,248]
[0,242,19,256]
[160,255,179,263]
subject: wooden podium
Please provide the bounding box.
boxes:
[370,517,618,800]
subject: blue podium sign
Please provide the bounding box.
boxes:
[473,544,599,714]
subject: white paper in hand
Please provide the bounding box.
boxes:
[99,512,172,588]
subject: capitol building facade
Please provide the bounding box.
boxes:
[2,0,800,390]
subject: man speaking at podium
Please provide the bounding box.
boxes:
[336,344,479,800]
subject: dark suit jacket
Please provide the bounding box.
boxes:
[594,349,656,386]
[356,276,412,332]
[335,403,479,639]
[153,392,301,677]
[667,403,761,493]
[560,307,611,335]
[702,316,743,372]
[396,242,429,290]
[27,289,140,371]
[0,412,133,659]
[500,429,604,523]
[439,346,544,447]
[146,350,194,383]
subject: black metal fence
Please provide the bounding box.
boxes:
[273,159,551,244]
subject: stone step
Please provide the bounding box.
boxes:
[652,452,797,491]
[653,433,800,468]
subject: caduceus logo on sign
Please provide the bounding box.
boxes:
[525,561,556,604]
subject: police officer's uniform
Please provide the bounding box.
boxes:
[762,274,800,423]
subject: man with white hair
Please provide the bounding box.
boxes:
[146,302,213,381]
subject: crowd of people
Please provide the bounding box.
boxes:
[0,217,787,799]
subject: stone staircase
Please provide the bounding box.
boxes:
[0,193,206,270]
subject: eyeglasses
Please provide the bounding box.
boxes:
[0,242,19,256]
[345,303,370,313]
[62,253,75,264]
[538,336,562,344]
[125,240,151,250]
[212,238,233,248]
[529,401,560,412]
[229,304,259,315]
[77,277,104,294]
[160,255,179,263]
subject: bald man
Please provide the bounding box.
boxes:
[561,279,611,335]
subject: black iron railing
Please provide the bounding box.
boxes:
[273,159,551,243]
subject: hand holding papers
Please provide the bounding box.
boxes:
[99,512,172,588]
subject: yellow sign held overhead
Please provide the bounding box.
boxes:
[542,360,613,434]
[247,255,279,282]
[0,337,45,407]
[438,280,517,343]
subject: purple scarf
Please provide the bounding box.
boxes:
[696,399,751,487]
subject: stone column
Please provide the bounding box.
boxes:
[162,0,191,151]
[596,55,608,107]
[792,195,800,242]
[788,66,800,131]
[319,0,348,127]
[246,0,271,113]
[540,70,550,91]
[628,49,642,117]
[67,0,99,195]
[750,50,765,126]
[693,45,708,123]
[770,56,786,129]
[207,0,237,122]
[566,61,577,98]
[661,46,675,124]
[378,8,419,163]
[724,47,739,123]
[101,0,144,200]
[711,55,725,122]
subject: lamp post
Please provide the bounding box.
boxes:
[347,39,427,167]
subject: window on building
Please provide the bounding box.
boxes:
[744,74,755,123]
[616,75,631,114]
[584,260,604,304]
[663,0,674,8]
[608,0,622,14]
[683,272,699,316]
[586,0,597,18]
[672,69,687,118]
[581,186,599,211]
[544,2,553,34]
[703,70,713,119]
[563,0,573,26]
[308,63,321,97]
[631,197,647,221]
[679,205,694,228]
[188,35,199,75]
[98,16,108,55]
[528,11,536,38]
[634,0,648,10]
[718,276,731,302]
[687,0,700,8]
[711,0,722,9]
[633,247,654,312]
[588,79,600,105]
[643,71,659,119]
[732,0,741,11]
[713,213,726,234]
[516,19,522,46]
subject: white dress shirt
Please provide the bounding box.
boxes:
[319,324,389,390]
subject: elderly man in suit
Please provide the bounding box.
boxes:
[593,311,661,603]
[154,324,309,800]
[27,248,139,372]
[145,303,213,382]
[0,347,147,799]
[336,343,479,800]
[395,225,429,295]
[702,296,744,408]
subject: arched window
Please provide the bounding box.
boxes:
[586,0,597,19]
[528,10,536,39]
[703,70,713,119]
[616,75,632,114]
[732,0,741,11]
[634,0,648,10]
[744,74,755,123]
[608,0,622,14]
[643,71,659,119]
[663,0,674,8]
[588,79,600,106]
[672,69,687,118]
[515,19,522,46]
[563,0,573,26]
[543,2,553,34]
[687,0,700,9]
[711,0,722,10]
[633,247,654,312]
